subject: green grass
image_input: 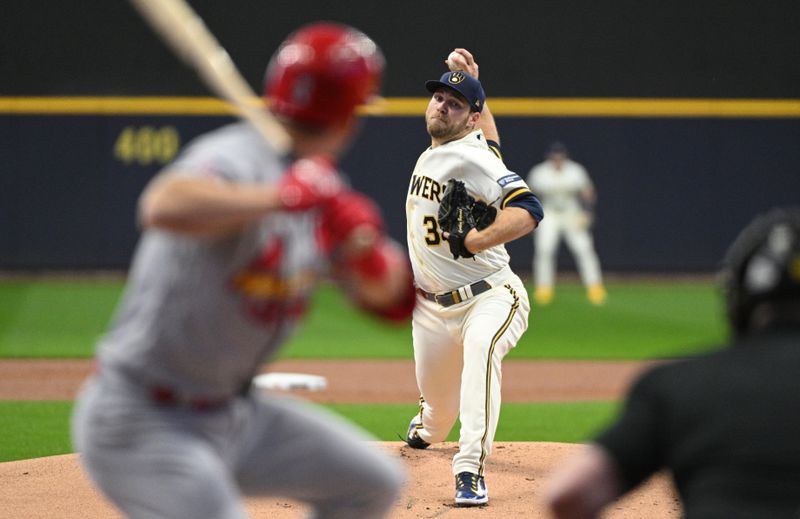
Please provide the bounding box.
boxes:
[0,279,717,463]
[327,402,621,443]
[0,280,122,357]
[0,279,727,360]
[0,401,75,462]
[278,286,414,358]
[517,282,727,359]
[0,401,620,462]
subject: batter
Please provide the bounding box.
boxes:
[402,49,543,507]
[71,23,414,519]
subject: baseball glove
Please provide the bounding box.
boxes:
[438,179,477,259]
[471,200,497,231]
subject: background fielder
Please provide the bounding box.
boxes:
[71,23,414,519]
[403,49,543,506]
[527,142,606,306]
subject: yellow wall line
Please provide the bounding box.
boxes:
[1,96,799,118]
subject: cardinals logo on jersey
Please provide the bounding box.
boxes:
[230,237,316,324]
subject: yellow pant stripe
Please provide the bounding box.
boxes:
[478,284,519,476]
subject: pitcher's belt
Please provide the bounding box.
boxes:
[417,280,492,307]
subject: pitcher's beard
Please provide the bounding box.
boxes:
[427,116,469,140]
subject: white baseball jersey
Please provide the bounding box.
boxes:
[527,158,591,214]
[404,129,532,480]
[406,129,532,293]
[527,158,603,289]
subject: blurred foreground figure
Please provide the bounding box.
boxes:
[547,207,800,519]
[72,23,415,519]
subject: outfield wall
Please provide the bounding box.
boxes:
[2,105,798,271]
[2,1,798,271]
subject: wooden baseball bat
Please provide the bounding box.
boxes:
[129,0,291,154]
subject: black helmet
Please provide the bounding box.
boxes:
[720,207,800,336]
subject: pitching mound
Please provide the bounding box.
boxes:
[0,442,679,518]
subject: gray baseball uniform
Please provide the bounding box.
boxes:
[71,122,403,519]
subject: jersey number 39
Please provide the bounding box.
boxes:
[423,216,446,245]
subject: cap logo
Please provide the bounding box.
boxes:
[448,72,466,84]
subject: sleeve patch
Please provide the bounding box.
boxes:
[497,174,522,187]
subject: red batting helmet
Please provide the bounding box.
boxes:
[265,22,385,128]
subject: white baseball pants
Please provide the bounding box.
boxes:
[411,274,529,476]
[533,210,603,288]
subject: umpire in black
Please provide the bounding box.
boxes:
[546,207,800,519]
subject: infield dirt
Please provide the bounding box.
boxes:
[0,359,680,518]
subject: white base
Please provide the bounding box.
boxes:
[252,372,328,391]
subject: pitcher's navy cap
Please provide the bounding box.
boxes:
[425,71,485,112]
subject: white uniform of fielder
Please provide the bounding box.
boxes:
[527,147,606,305]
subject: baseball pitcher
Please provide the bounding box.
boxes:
[402,49,543,507]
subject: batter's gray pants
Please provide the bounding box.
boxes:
[72,373,404,519]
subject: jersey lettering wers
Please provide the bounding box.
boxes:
[406,130,533,293]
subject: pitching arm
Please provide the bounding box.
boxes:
[446,48,499,145]
[476,102,499,146]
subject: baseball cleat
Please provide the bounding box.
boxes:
[587,284,607,305]
[404,415,430,449]
[534,286,554,305]
[454,471,488,506]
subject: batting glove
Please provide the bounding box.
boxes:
[278,155,343,211]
